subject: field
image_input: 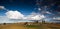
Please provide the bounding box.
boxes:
[0,22,60,29]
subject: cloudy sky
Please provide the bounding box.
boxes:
[0,0,60,23]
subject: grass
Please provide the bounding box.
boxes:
[26,25,40,28]
[0,23,60,29]
[26,25,40,29]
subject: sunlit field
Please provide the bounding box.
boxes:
[0,22,60,29]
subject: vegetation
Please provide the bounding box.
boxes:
[0,22,60,29]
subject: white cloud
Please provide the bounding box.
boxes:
[53,17,56,19]
[0,6,5,9]
[38,8,41,11]
[31,15,45,20]
[0,6,9,11]
[41,11,52,14]
[0,16,10,23]
[26,12,45,20]
[5,10,24,19]
[53,17,60,20]
[0,16,22,23]
[5,10,45,20]
[46,11,51,14]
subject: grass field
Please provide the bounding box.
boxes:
[0,23,60,29]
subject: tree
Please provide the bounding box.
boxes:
[3,23,6,25]
[24,22,28,25]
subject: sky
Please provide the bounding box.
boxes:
[0,0,60,23]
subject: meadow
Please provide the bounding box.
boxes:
[0,22,60,29]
